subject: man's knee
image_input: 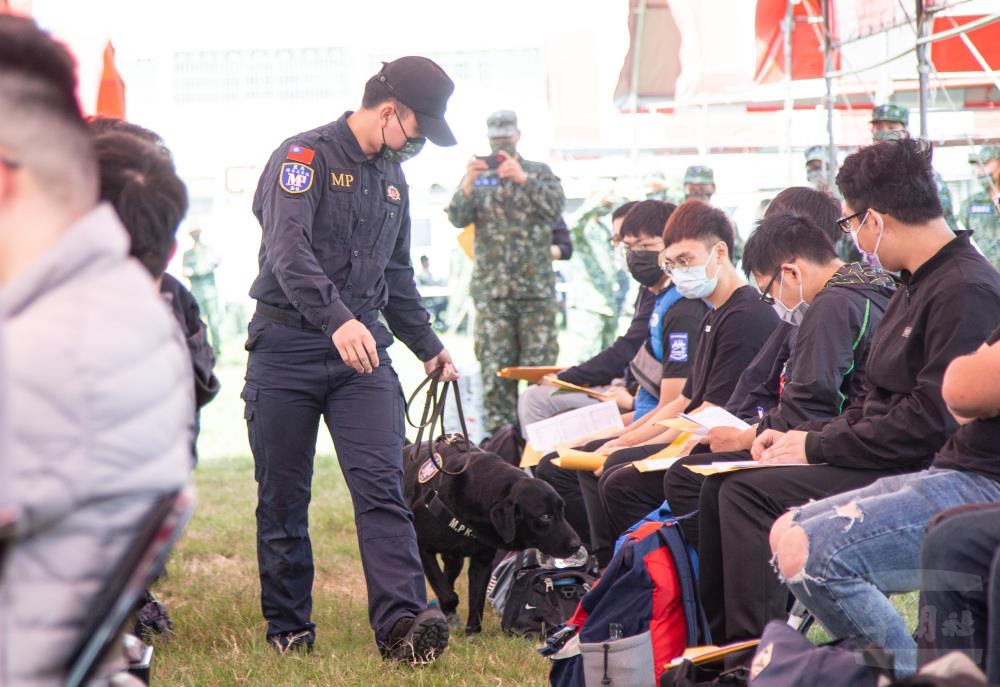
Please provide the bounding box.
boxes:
[770,511,796,554]
[774,524,810,582]
[518,383,554,427]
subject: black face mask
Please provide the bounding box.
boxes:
[627,250,665,287]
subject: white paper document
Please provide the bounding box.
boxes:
[524,400,624,453]
[678,406,751,436]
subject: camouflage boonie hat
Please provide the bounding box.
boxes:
[969,144,1000,164]
[804,145,827,164]
[684,165,714,185]
[871,103,909,126]
[487,110,518,138]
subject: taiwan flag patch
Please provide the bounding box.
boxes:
[286,144,315,165]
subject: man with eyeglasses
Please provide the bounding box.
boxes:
[246,57,458,662]
[533,200,709,566]
[661,209,894,642]
[696,137,1000,647]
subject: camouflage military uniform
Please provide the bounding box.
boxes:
[448,157,566,433]
[183,241,222,354]
[962,144,1000,271]
[567,202,620,358]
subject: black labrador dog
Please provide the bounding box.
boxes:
[404,437,581,635]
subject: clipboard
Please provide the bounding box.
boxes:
[497,366,564,383]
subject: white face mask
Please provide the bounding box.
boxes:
[850,211,885,270]
[771,271,809,326]
[671,245,722,300]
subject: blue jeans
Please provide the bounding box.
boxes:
[782,467,1000,676]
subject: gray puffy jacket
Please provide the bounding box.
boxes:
[0,204,193,686]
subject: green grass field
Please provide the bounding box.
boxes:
[150,333,916,685]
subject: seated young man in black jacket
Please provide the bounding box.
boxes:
[659,207,895,640]
[578,200,780,550]
[704,137,1000,647]
[534,200,708,561]
[518,201,644,430]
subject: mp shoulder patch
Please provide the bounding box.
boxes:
[417,456,442,484]
[668,332,689,362]
[278,162,314,194]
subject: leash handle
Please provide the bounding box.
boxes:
[405,368,473,476]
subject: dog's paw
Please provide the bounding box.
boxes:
[445,611,463,629]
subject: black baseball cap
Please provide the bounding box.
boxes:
[375,56,457,147]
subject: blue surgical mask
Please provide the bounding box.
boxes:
[671,246,722,300]
[771,272,809,326]
[850,211,885,271]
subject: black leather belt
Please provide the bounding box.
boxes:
[254,302,323,331]
[254,302,378,332]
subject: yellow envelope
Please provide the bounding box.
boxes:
[548,378,612,401]
[633,432,695,472]
[657,417,702,432]
[457,224,475,260]
[497,366,564,383]
[669,640,761,668]
[519,442,544,468]
[684,461,762,476]
[552,448,606,471]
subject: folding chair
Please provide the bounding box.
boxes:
[64,486,196,687]
[786,598,815,634]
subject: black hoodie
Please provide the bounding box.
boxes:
[804,232,1000,470]
[758,263,896,432]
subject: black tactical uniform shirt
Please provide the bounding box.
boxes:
[250,112,442,361]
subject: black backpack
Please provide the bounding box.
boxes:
[500,557,596,638]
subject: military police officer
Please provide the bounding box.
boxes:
[246,56,458,663]
[962,144,1000,269]
[447,110,566,434]
[870,103,958,230]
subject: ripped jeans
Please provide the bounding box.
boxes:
[781,467,1000,676]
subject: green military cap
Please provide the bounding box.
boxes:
[969,144,1000,164]
[487,110,518,138]
[684,165,714,185]
[804,145,827,164]
[871,103,909,127]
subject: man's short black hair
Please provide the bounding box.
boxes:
[360,75,411,115]
[611,200,640,222]
[765,186,842,245]
[94,130,188,278]
[620,200,676,240]
[0,14,81,120]
[88,116,172,155]
[663,199,735,258]
[836,138,943,224]
[0,15,96,207]
[742,212,838,278]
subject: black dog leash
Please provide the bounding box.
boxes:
[405,368,473,476]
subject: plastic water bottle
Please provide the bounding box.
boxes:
[538,545,589,569]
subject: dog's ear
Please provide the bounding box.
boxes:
[490,497,517,544]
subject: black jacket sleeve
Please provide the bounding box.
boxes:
[256,143,355,333]
[557,287,653,387]
[551,216,573,260]
[160,274,220,408]
[761,291,863,432]
[382,193,443,362]
[805,284,1000,469]
[725,324,793,420]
